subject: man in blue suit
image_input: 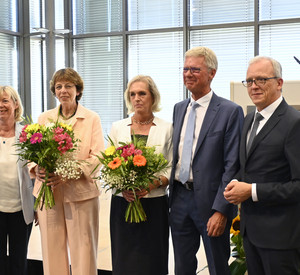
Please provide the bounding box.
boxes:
[169,46,244,275]
[224,56,300,274]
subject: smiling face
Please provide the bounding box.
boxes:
[246,59,283,111]
[129,81,153,115]
[54,80,80,106]
[183,56,216,100]
[0,92,18,123]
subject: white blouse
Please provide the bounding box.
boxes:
[0,136,21,212]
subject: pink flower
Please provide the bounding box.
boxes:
[121,144,135,158]
[30,133,43,144]
[54,127,64,135]
[134,149,142,155]
[19,131,28,143]
[22,125,28,131]
[54,132,73,154]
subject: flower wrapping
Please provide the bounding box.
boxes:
[16,119,82,210]
[94,135,169,223]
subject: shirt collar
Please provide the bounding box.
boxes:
[257,96,283,120]
[190,90,213,108]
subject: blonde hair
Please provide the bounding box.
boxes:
[0,86,24,122]
[124,75,161,114]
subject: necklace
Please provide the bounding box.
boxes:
[59,105,77,120]
[133,115,154,125]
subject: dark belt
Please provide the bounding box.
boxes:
[174,180,194,191]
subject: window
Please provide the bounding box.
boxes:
[128,32,183,122]
[128,0,183,30]
[73,36,124,135]
[0,34,18,88]
[1,0,300,133]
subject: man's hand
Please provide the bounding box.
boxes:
[224,180,252,205]
[207,212,227,237]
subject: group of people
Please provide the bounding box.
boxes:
[0,45,299,275]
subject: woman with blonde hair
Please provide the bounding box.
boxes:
[0,86,35,275]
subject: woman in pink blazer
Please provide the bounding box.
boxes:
[30,68,104,275]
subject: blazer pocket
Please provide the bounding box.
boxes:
[206,130,223,138]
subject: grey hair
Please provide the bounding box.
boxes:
[249,56,282,78]
[185,46,218,72]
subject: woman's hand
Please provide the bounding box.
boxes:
[122,189,149,202]
[35,166,64,190]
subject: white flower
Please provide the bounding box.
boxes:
[54,155,82,180]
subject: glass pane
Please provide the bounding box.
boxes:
[73,36,123,136]
[190,0,254,26]
[30,37,43,122]
[128,0,183,31]
[128,31,183,122]
[0,34,18,88]
[30,0,45,30]
[56,38,65,70]
[55,0,65,30]
[260,0,300,20]
[259,23,300,80]
[0,0,18,31]
[73,0,122,34]
[190,27,254,99]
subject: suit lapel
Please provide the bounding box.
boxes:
[247,99,288,158]
[241,112,254,161]
[194,93,220,156]
[173,99,190,160]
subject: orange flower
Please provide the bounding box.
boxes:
[108,157,122,169]
[133,155,147,167]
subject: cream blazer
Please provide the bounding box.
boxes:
[30,103,105,202]
[109,116,173,198]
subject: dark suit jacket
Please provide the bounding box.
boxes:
[239,99,300,249]
[169,93,244,222]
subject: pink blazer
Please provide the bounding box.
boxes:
[30,103,105,202]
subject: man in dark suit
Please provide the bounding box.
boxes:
[169,46,244,275]
[224,56,300,275]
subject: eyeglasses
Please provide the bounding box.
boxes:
[183,67,201,74]
[242,77,278,87]
[55,84,75,91]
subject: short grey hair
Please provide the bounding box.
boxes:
[248,56,282,78]
[185,46,218,72]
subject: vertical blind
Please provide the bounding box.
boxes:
[73,0,122,34]
[0,0,17,32]
[0,34,18,89]
[128,0,183,30]
[73,36,124,136]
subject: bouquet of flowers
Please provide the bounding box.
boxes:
[230,215,247,275]
[16,119,82,210]
[95,136,168,223]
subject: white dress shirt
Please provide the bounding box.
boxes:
[175,91,213,182]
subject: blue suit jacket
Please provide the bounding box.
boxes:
[169,93,244,222]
